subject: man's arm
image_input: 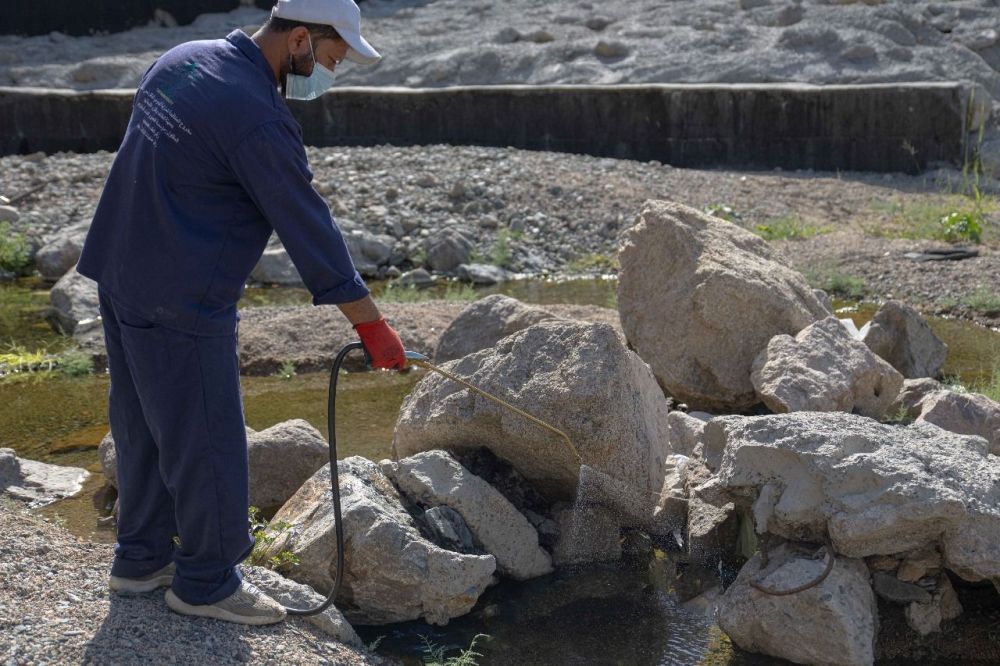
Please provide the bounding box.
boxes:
[226,120,406,368]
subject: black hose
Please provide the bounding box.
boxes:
[283,341,365,617]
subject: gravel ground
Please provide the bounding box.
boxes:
[0,500,384,666]
[1,144,998,326]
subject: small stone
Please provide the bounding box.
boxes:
[415,174,438,188]
[896,546,941,583]
[585,16,613,31]
[0,205,19,222]
[494,27,521,44]
[841,44,877,61]
[524,30,555,44]
[906,600,941,636]
[594,41,629,59]
[873,571,932,604]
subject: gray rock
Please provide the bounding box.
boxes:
[0,205,19,222]
[890,378,945,420]
[424,228,473,273]
[709,412,1000,583]
[718,544,877,666]
[396,268,436,288]
[618,201,828,412]
[382,451,552,580]
[265,456,496,625]
[242,566,362,647]
[250,247,303,286]
[494,27,521,44]
[248,419,330,509]
[687,477,738,563]
[434,294,557,363]
[594,41,629,58]
[916,391,1000,456]
[0,448,90,508]
[394,320,672,504]
[751,316,904,419]
[456,263,509,285]
[872,571,932,604]
[98,431,116,487]
[35,222,88,280]
[48,270,99,335]
[860,301,948,379]
[423,505,476,552]
[665,411,707,458]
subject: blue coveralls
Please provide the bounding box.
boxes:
[77,30,369,605]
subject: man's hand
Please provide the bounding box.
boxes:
[354,317,407,370]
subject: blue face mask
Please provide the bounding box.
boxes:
[285,36,337,101]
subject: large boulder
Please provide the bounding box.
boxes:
[861,301,948,379]
[434,295,556,362]
[248,419,330,509]
[381,450,553,580]
[265,456,496,625]
[750,317,904,419]
[717,543,877,666]
[48,270,99,335]
[435,295,623,363]
[393,320,672,504]
[0,449,89,508]
[35,222,89,281]
[916,391,1000,456]
[707,412,1000,582]
[618,200,830,412]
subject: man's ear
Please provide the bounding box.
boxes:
[287,26,311,55]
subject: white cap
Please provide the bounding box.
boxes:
[272,0,381,65]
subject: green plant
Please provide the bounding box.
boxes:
[364,635,385,653]
[0,222,32,276]
[972,358,1000,402]
[937,211,983,243]
[704,204,742,223]
[247,506,301,574]
[56,349,93,377]
[491,229,513,269]
[273,360,296,381]
[421,633,490,666]
[963,287,1000,316]
[806,270,866,301]
[754,216,827,241]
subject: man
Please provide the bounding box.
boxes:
[76,0,405,626]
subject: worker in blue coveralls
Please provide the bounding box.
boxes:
[76,0,403,625]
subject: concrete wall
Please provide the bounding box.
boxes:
[1,1,241,37]
[0,83,973,173]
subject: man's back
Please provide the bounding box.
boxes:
[77,30,342,335]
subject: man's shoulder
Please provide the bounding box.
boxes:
[141,36,290,151]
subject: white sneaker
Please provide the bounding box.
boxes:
[165,581,287,626]
[109,562,176,595]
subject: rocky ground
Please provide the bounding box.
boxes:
[2,144,998,327]
[0,499,383,666]
[2,0,999,102]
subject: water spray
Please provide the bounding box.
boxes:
[282,343,580,617]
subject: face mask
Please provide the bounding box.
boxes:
[285,35,338,101]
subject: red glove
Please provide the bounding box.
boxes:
[354,317,407,370]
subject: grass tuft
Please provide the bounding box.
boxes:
[963,287,1000,316]
[805,270,866,301]
[754,216,828,241]
[421,633,490,666]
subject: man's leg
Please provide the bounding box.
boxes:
[113,303,254,605]
[99,286,177,579]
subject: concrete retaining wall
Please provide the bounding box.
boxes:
[0,83,974,173]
